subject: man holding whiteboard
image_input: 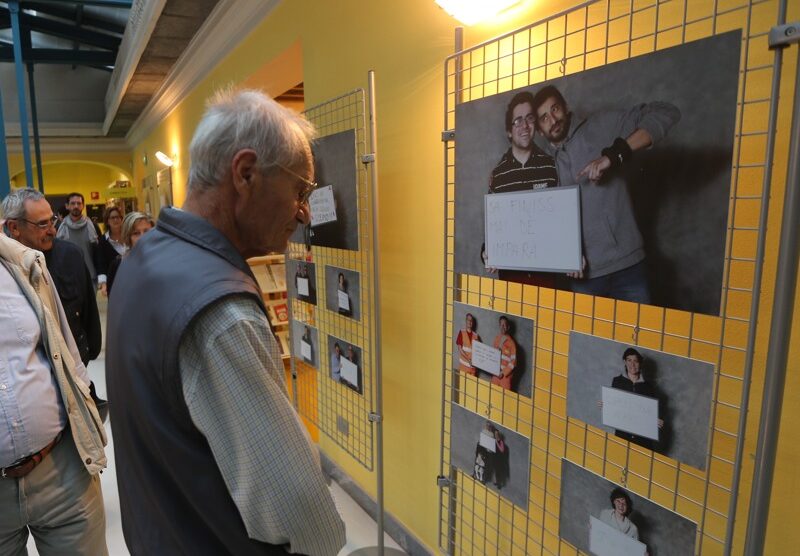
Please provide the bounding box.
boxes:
[531,85,680,303]
[484,91,560,287]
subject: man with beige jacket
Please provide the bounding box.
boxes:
[0,231,107,555]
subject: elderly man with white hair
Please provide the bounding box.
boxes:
[106,89,345,556]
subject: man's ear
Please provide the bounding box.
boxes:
[5,220,21,239]
[230,149,259,195]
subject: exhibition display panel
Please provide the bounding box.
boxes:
[286,88,377,470]
[438,1,792,554]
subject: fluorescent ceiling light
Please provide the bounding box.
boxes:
[435,0,521,26]
[155,151,174,167]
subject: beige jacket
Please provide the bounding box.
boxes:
[0,234,107,474]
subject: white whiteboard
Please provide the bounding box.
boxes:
[484,186,581,272]
[602,386,659,441]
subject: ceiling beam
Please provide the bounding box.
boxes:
[0,45,115,65]
[26,1,133,7]
[20,2,126,34]
[21,13,122,49]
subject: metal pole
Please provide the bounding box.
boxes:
[26,64,44,193]
[438,27,464,555]
[0,86,10,198]
[724,3,788,553]
[743,29,800,556]
[366,69,386,555]
[9,1,33,189]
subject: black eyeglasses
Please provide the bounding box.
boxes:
[512,114,536,128]
[18,215,58,229]
[270,162,317,203]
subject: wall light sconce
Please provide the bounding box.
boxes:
[435,0,521,26]
[155,151,175,167]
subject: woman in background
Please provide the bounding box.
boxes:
[97,205,126,296]
[106,212,154,296]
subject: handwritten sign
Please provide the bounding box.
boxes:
[471,340,501,376]
[301,340,312,362]
[310,185,337,227]
[484,186,581,272]
[297,277,310,297]
[341,357,359,389]
[589,516,647,556]
[479,431,497,452]
[338,290,351,311]
[602,386,659,441]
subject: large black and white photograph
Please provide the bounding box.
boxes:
[451,302,535,398]
[286,259,317,306]
[291,320,319,369]
[291,128,359,251]
[327,334,363,395]
[560,460,697,556]
[454,31,741,316]
[449,403,531,509]
[324,265,361,321]
[566,332,714,470]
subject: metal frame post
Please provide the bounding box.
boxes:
[365,69,386,555]
[26,63,44,192]
[743,18,800,556]
[9,1,34,189]
[724,4,790,554]
[0,86,10,198]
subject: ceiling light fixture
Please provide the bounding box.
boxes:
[434,0,521,26]
[155,151,175,167]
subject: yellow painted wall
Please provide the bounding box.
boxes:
[129,0,800,553]
[11,160,132,203]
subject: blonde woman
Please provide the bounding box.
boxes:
[106,212,154,295]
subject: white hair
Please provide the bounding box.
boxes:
[187,88,316,191]
[1,188,46,220]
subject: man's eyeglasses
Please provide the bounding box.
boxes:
[270,162,317,204]
[17,215,58,229]
[512,114,536,128]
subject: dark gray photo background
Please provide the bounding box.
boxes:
[560,460,697,556]
[290,128,359,251]
[326,333,363,395]
[324,265,361,321]
[286,259,317,306]
[291,320,319,368]
[566,331,714,470]
[452,302,535,398]
[454,31,741,316]
[450,403,531,509]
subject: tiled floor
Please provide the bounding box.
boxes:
[26,298,405,556]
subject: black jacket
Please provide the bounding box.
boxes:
[44,238,101,365]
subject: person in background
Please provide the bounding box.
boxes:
[337,271,352,317]
[106,88,345,555]
[331,342,343,383]
[56,193,99,286]
[96,206,126,296]
[491,315,517,391]
[456,312,481,376]
[607,347,664,451]
[599,488,641,540]
[106,212,154,296]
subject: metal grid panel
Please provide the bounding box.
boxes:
[438,0,783,554]
[287,89,376,470]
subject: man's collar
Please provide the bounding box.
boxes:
[156,207,254,278]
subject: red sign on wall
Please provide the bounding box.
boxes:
[90,191,100,200]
